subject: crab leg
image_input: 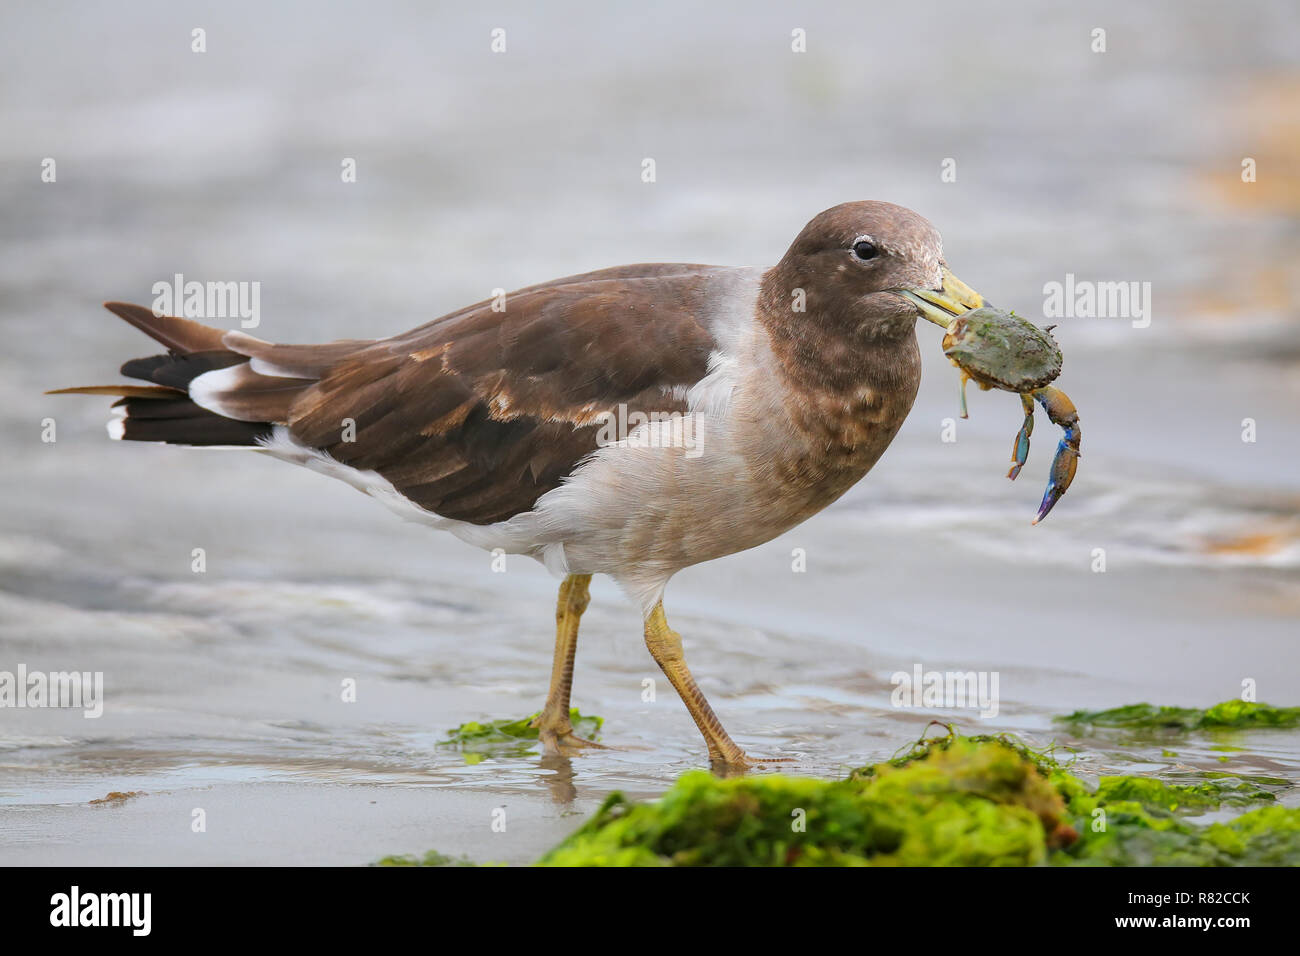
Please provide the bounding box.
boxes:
[958,370,972,419]
[1028,385,1081,524]
[1007,392,1035,480]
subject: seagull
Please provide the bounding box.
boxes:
[51,201,986,769]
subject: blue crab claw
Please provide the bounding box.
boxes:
[1028,385,1080,524]
[1007,392,1035,480]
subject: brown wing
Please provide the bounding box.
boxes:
[281,266,727,524]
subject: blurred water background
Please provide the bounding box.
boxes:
[1,0,1298,863]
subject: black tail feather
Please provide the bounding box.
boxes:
[120,350,247,390]
[113,395,272,446]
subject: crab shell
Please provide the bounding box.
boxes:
[941,307,1063,392]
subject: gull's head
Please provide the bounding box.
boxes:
[767,200,985,339]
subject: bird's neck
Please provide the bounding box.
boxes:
[755,268,921,398]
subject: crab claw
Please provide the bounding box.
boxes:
[1029,385,1081,524]
[1008,392,1035,480]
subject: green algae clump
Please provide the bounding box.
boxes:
[1093,776,1275,812]
[538,728,1300,867]
[1200,699,1300,728]
[1056,699,1300,731]
[438,708,603,761]
[539,736,1073,867]
[372,850,480,867]
[1054,801,1300,867]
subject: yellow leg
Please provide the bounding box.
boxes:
[644,603,759,769]
[529,574,602,754]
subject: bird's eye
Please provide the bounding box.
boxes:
[852,238,879,261]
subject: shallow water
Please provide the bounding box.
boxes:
[2,0,1298,864]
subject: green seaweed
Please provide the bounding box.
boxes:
[372,850,480,867]
[540,736,1074,867]
[850,725,1069,780]
[1054,801,1300,867]
[1201,699,1300,728]
[1056,699,1300,731]
[1092,776,1275,812]
[1197,770,1291,787]
[438,708,603,761]
[538,726,1300,867]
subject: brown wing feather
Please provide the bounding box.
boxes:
[286,267,726,524]
[223,330,373,378]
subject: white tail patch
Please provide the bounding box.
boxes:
[188,364,250,417]
[106,409,126,440]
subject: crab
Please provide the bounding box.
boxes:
[902,277,1081,523]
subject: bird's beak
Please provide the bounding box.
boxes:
[896,267,985,330]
